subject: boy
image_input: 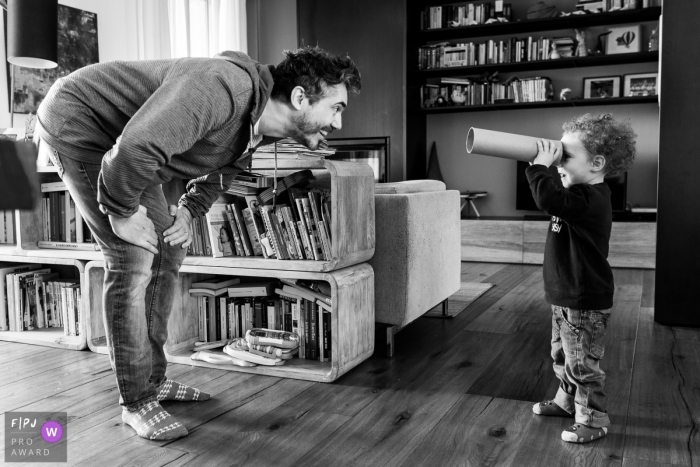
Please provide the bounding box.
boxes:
[526,113,636,443]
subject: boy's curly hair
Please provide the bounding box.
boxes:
[270,46,361,105]
[562,113,637,176]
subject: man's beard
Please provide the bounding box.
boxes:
[290,112,331,150]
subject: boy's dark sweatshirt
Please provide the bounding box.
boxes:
[526,164,614,310]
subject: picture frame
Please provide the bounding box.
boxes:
[583,75,621,99]
[4,5,99,114]
[623,72,658,97]
[605,25,642,55]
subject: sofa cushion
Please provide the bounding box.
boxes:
[374,180,446,195]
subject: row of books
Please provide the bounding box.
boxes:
[420,2,512,30]
[0,262,81,335]
[0,210,14,244]
[189,276,332,361]
[193,178,333,261]
[40,181,98,251]
[418,35,578,70]
[577,0,660,12]
[422,77,553,108]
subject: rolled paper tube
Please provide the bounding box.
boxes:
[466,127,562,164]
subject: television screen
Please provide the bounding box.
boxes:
[515,161,627,213]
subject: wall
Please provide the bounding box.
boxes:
[246,0,297,64]
[0,1,130,130]
[297,0,406,182]
[425,10,661,216]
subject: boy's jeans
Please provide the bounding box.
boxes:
[551,305,611,428]
[44,141,187,411]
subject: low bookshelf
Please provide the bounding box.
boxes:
[83,260,375,383]
[0,254,87,350]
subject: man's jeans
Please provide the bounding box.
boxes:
[44,141,187,411]
[551,305,611,428]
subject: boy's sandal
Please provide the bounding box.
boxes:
[532,400,572,417]
[561,423,608,443]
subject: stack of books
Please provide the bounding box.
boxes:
[39,181,99,251]
[551,36,575,58]
[188,276,331,362]
[253,138,336,159]
[0,262,81,335]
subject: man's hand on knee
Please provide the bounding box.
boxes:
[164,205,193,249]
[109,205,159,254]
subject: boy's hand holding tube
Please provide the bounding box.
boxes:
[532,139,562,167]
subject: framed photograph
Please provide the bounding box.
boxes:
[583,76,621,99]
[623,72,658,97]
[4,5,99,114]
[605,25,642,55]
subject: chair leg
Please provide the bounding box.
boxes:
[386,325,396,358]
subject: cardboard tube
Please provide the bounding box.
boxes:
[466,127,562,164]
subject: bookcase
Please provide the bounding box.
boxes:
[79,158,376,383]
[406,2,662,177]
[0,254,87,350]
[0,158,377,381]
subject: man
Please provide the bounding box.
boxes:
[34,46,361,441]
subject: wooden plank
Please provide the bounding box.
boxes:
[461,219,523,263]
[466,320,554,402]
[642,269,655,308]
[606,301,641,371]
[465,269,545,334]
[608,223,656,269]
[400,396,553,467]
[167,406,349,467]
[0,353,112,413]
[625,307,699,466]
[73,440,188,467]
[613,268,645,286]
[460,261,508,283]
[622,459,684,467]
[0,345,96,386]
[156,379,317,465]
[0,342,52,364]
[523,220,549,264]
[291,331,510,467]
[523,221,656,269]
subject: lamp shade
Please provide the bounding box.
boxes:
[7,0,58,69]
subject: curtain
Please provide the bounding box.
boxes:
[168,0,247,59]
[124,0,247,61]
[125,0,172,60]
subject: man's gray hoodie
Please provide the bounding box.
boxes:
[36,51,273,219]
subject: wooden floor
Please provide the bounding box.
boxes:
[0,263,697,467]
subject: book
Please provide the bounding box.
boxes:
[274,205,299,260]
[280,278,332,305]
[281,206,305,260]
[205,204,235,258]
[300,198,324,260]
[322,310,331,362]
[292,197,314,259]
[227,280,278,297]
[260,206,288,260]
[201,215,212,256]
[230,202,253,256]
[37,241,100,251]
[241,207,265,257]
[189,276,241,296]
[224,205,244,256]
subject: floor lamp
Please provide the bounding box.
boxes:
[6,0,58,128]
